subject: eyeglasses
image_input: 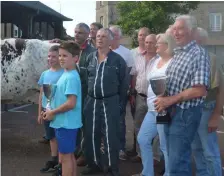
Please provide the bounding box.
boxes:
[156,42,167,45]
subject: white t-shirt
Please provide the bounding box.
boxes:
[113,45,134,68]
[147,57,172,111]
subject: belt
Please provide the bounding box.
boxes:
[138,93,147,98]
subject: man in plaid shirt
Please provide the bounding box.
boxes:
[154,15,210,175]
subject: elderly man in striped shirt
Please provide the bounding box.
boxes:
[154,15,210,176]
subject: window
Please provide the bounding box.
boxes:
[14,29,18,37]
[209,13,222,32]
[99,1,103,6]
[100,16,104,25]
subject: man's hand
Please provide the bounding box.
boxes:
[154,96,176,113]
[129,95,136,108]
[37,115,43,124]
[208,113,220,133]
[42,110,55,121]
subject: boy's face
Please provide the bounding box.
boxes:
[59,48,78,70]
[48,51,60,67]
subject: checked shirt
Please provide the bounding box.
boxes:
[166,40,210,109]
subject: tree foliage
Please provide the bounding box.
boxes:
[116,1,200,47]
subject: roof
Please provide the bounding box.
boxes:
[13,1,73,21]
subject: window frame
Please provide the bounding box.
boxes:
[209,13,222,32]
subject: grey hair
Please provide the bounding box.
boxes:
[165,25,173,35]
[98,28,114,40]
[109,25,122,38]
[156,33,162,40]
[138,27,150,35]
[158,33,176,56]
[176,15,197,31]
[75,23,90,33]
[197,27,209,40]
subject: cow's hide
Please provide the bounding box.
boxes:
[1,38,59,104]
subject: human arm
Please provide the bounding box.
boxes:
[43,95,77,121]
[37,87,43,124]
[43,75,80,121]
[37,73,44,124]
[129,56,137,107]
[154,86,207,112]
[155,49,210,112]
[208,68,224,132]
[119,57,129,113]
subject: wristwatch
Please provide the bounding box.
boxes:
[129,88,137,96]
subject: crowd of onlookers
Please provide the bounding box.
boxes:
[37,14,224,176]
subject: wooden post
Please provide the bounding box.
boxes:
[54,21,63,39]
[29,16,33,38]
[4,23,7,38]
[11,24,14,38]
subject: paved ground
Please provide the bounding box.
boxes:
[1,104,224,176]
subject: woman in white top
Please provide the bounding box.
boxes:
[137,33,176,176]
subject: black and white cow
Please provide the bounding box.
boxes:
[1,38,59,104]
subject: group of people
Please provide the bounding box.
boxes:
[37,15,224,176]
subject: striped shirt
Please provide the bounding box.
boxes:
[130,47,158,95]
[166,41,210,109]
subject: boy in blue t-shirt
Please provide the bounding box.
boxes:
[38,45,64,172]
[43,41,82,176]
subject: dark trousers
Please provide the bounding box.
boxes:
[75,93,86,157]
[120,95,128,151]
[84,95,120,173]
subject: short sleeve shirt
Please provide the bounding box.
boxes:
[50,70,82,129]
[166,41,210,109]
[113,45,134,68]
[38,69,64,108]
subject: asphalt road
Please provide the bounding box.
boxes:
[1,104,224,176]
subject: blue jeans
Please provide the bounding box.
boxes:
[165,105,202,176]
[191,101,222,176]
[138,111,169,176]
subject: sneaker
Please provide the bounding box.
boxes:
[52,164,62,176]
[119,150,128,161]
[104,170,120,176]
[77,155,87,167]
[130,155,142,163]
[105,171,120,176]
[126,149,137,157]
[40,160,58,173]
[132,173,142,176]
[38,138,49,144]
[81,165,102,175]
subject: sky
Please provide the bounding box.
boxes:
[40,0,96,36]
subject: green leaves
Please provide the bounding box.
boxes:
[116,1,200,47]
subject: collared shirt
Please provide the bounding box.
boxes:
[130,47,158,95]
[166,40,210,109]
